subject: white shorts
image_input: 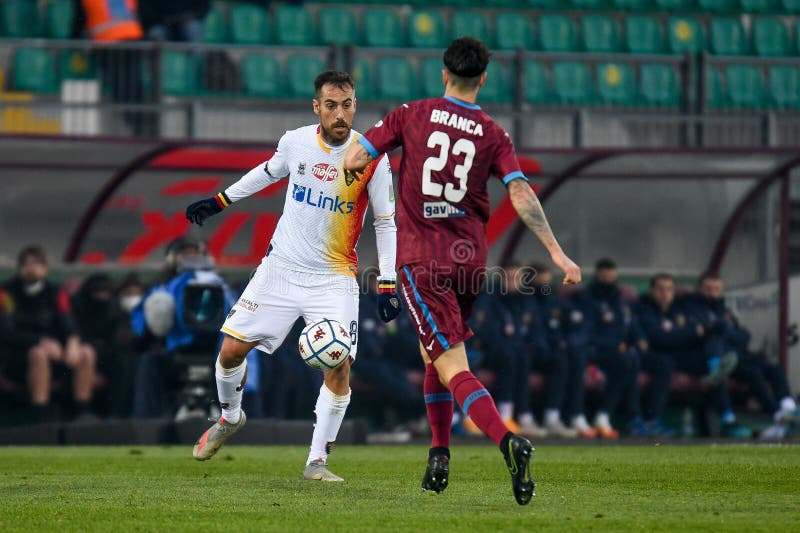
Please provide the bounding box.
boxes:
[221,257,360,358]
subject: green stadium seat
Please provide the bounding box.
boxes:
[782,0,800,13]
[230,3,269,45]
[667,17,705,53]
[740,0,779,12]
[12,48,56,93]
[725,65,766,108]
[376,57,416,101]
[611,0,654,10]
[421,58,444,98]
[752,18,791,56]
[796,21,800,52]
[59,50,97,80]
[352,57,375,101]
[409,10,446,48]
[640,63,680,107]
[525,0,563,8]
[161,51,197,96]
[274,5,315,46]
[705,67,724,108]
[451,11,490,44]
[319,8,358,46]
[625,16,664,54]
[203,5,227,43]
[768,66,800,108]
[363,9,403,47]
[1,0,40,38]
[539,14,578,52]
[698,0,737,11]
[655,0,695,10]
[710,18,748,55]
[45,0,74,39]
[286,54,326,98]
[553,62,592,105]
[570,0,607,8]
[597,63,636,106]
[581,15,620,53]
[480,62,511,104]
[241,54,281,98]
[524,61,550,104]
[495,13,534,50]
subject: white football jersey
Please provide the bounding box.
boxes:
[225,124,395,276]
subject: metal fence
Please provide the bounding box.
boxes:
[0,39,799,148]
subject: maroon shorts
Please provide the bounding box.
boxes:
[397,262,486,360]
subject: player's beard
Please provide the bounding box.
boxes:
[321,120,351,146]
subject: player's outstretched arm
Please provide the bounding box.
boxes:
[507,179,581,284]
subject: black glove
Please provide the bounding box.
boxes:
[377,278,402,323]
[186,192,230,226]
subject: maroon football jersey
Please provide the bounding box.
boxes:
[359,96,527,267]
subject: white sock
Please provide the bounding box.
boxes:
[572,414,590,431]
[216,357,246,424]
[497,401,513,420]
[780,396,797,412]
[594,411,611,429]
[307,384,351,466]
[545,409,561,425]
[518,412,535,427]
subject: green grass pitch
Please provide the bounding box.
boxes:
[2,444,798,531]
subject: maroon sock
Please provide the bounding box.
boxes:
[449,370,508,446]
[424,364,453,449]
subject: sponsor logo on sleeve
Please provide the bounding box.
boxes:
[423,201,467,218]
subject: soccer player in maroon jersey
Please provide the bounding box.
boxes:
[344,38,581,505]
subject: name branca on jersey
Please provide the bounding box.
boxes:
[292,184,355,214]
[429,109,484,137]
[423,201,466,218]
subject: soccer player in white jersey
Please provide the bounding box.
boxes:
[184,71,400,481]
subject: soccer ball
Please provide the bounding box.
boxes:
[298,318,352,371]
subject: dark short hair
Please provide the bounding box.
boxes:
[17,245,47,267]
[314,70,355,99]
[649,272,675,288]
[595,257,617,271]
[443,37,490,89]
[698,270,722,286]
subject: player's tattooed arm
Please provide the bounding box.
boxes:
[508,179,582,284]
[343,143,374,173]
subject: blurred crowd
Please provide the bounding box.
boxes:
[0,241,797,440]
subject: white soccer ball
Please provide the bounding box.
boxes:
[298,318,352,371]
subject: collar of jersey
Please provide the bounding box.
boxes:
[316,126,359,154]
[444,95,481,110]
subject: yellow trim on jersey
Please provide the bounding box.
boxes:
[316,133,331,154]
[221,326,248,340]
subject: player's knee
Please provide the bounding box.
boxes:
[218,338,248,369]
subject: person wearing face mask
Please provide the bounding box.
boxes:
[0,246,96,421]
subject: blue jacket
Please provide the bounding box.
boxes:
[572,281,646,355]
[533,290,587,354]
[681,293,750,354]
[635,294,704,353]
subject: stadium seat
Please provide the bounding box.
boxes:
[752,18,791,56]
[581,15,621,53]
[202,5,228,43]
[612,0,655,10]
[655,0,695,10]
[698,0,738,11]
[45,0,74,39]
[539,14,578,52]
[421,57,444,98]
[319,8,358,45]
[640,63,680,107]
[667,17,706,53]
[553,61,592,105]
[525,0,563,8]
[241,54,281,98]
[709,18,748,55]
[494,13,534,50]
[59,50,97,80]
[480,62,512,103]
[352,57,375,101]
[705,67,724,108]
[408,10,447,48]
[625,16,664,54]
[740,0,779,12]
[229,3,269,45]
[768,65,800,109]
[274,5,315,46]
[524,61,550,104]
[286,54,326,98]
[726,65,766,108]
[363,9,404,47]
[570,0,606,8]
[451,11,490,44]
[782,0,800,13]
[1,0,40,38]
[597,63,636,106]
[376,57,416,101]
[12,48,56,93]
[161,51,197,96]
